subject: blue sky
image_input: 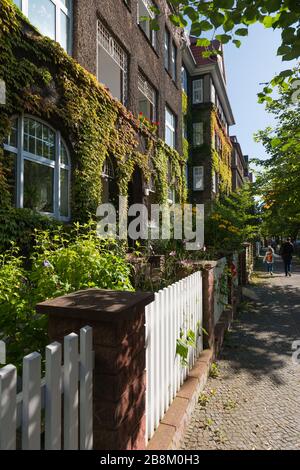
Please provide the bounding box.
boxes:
[224,23,287,169]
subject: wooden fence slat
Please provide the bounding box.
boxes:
[45,342,62,450]
[64,333,79,450]
[0,365,17,450]
[22,352,41,450]
[80,326,93,450]
[154,292,160,429]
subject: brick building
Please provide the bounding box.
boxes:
[182,37,235,206]
[230,136,253,190]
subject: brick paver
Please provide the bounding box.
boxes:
[181,254,300,450]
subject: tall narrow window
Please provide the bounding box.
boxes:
[211,80,216,104]
[165,107,176,149]
[181,65,188,93]
[137,0,157,48]
[193,122,204,147]
[3,115,71,220]
[13,0,72,54]
[97,21,128,105]
[193,167,204,191]
[164,29,170,71]
[102,157,115,204]
[138,73,156,121]
[171,42,177,81]
[192,79,203,104]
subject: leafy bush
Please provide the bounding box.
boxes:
[0,207,61,258]
[30,223,133,302]
[0,247,48,368]
[0,223,133,370]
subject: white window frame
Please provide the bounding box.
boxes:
[138,73,156,121]
[181,65,188,93]
[192,79,203,104]
[15,0,73,54]
[3,114,71,221]
[193,166,204,191]
[97,20,128,105]
[137,0,156,48]
[193,122,204,147]
[165,106,176,149]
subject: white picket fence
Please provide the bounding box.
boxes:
[0,326,93,450]
[145,271,203,442]
[214,257,229,324]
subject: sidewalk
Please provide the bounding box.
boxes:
[181,255,300,450]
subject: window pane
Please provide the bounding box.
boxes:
[4,118,18,148]
[60,10,69,52]
[60,168,69,217]
[28,0,56,40]
[193,167,204,191]
[24,160,54,213]
[193,79,203,104]
[23,118,55,160]
[60,142,69,165]
[3,150,17,205]
[164,29,170,70]
[13,0,22,8]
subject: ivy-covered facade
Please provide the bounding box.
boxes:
[182,37,235,207]
[0,0,187,225]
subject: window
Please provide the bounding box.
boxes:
[97,21,128,105]
[181,65,188,93]
[3,115,71,219]
[193,122,204,147]
[138,73,156,121]
[13,0,72,54]
[193,166,204,191]
[165,106,176,149]
[211,80,216,104]
[192,79,203,104]
[212,172,218,193]
[171,42,177,81]
[164,29,170,71]
[182,116,188,139]
[137,0,156,48]
[101,157,115,203]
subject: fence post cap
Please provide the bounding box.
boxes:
[36,288,154,323]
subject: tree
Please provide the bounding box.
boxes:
[205,183,259,252]
[254,85,300,239]
[152,1,300,100]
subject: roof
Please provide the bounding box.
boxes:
[189,38,220,66]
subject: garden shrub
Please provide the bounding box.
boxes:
[0,222,133,370]
[0,207,61,258]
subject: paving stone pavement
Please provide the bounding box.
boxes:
[181,254,300,450]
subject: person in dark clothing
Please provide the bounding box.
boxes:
[280,238,294,277]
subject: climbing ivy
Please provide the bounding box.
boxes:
[211,110,232,194]
[0,0,187,222]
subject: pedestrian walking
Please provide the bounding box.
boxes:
[280,237,294,277]
[263,246,275,276]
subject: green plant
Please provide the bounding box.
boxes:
[0,222,133,370]
[223,398,237,411]
[198,392,210,408]
[0,246,48,369]
[176,328,196,366]
[30,222,133,302]
[209,362,220,379]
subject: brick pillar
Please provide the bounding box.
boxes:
[202,264,215,350]
[36,288,154,451]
